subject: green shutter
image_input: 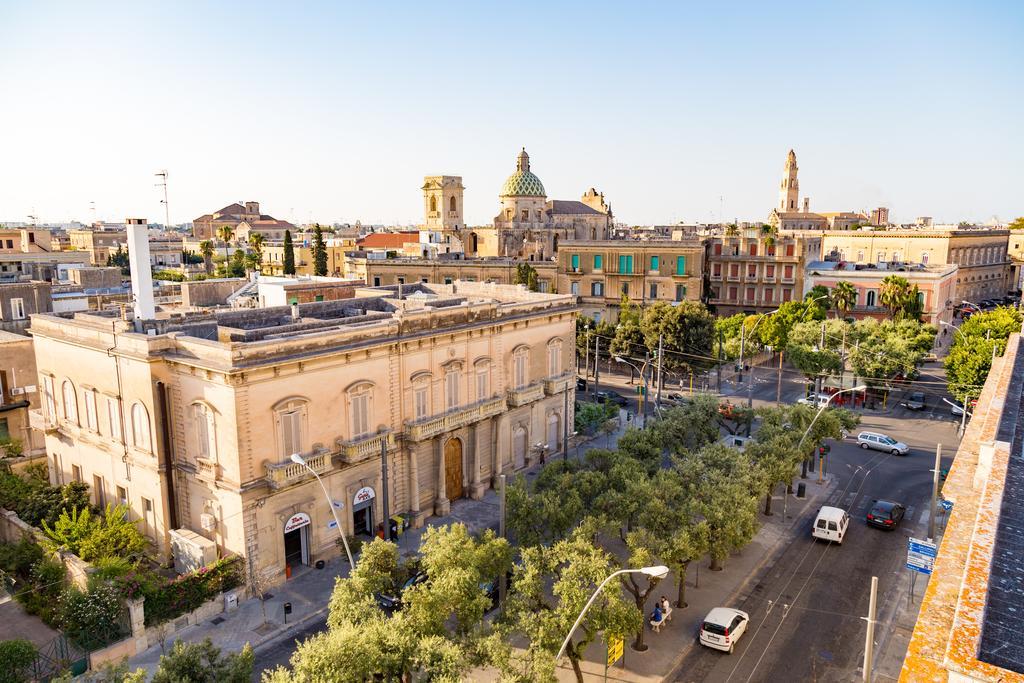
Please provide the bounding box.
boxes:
[619,255,627,273]
[571,254,579,270]
[676,255,686,275]
[620,255,633,274]
[594,254,603,270]
[651,256,659,271]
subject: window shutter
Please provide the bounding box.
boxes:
[676,255,686,274]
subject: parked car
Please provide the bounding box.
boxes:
[797,394,832,408]
[699,607,750,654]
[374,570,429,615]
[900,391,926,411]
[856,431,910,456]
[576,377,588,391]
[594,390,628,407]
[866,500,906,529]
[662,391,690,407]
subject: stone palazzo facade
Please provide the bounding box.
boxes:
[29,282,576,584]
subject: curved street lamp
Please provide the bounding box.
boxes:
[556,565,670,661]
[290,452,356,567]
[794,385,867,484]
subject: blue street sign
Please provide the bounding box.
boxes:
[940,499,954,512]
[907,537,937,575]
[327,520,339,529]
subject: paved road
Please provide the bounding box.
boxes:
[253,613,328,677]
[671,401,959,683]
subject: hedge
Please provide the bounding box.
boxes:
[120,556,244,626]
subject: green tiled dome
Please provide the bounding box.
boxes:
[500,148,546,197]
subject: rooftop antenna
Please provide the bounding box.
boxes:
[27,214,37,227]
[89,201,97,225]
[154,170,170,230]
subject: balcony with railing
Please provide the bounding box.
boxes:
[780,275,796,284]
[337,430,395,464]
[726,273,741,282]
[405,395,506,442]
[265,447,332,490]
[28,409,57,434]
[507,382,545,407]
[763,275,776,283]
[195,457,220,483]
[744,273,759,282]
[710,272,723,281]
[543,373,573,396]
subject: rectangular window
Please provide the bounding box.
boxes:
[84,391,97,431]
[649,283,657,299]
[107,397,122,441]
[280,409,302,456]
[538,281,549,293]
[749,244,757,256]
[72,464,82,483]
[766,265,775,277]
[570,254,580,270]
[712,264,721,276]
[414,386,428,420]
[373,276,381,286]
[593,254,603,270]
[548,345,563,380]
[514,354,527,389]
[786,244,795,256]
[591,281,604,296]
[676,255,686,275]
[142,497,154,539]
[748,265,757,276]
[730,264,739,277]
[675,284,686,301]
[93,475,106,508]
[477,370,489,400]
[784,265,794,278]
[618,254,633,274]
[746,287,755,301]
[621,282,629,296]
[650,256,659,271]
[783,288,793,302]
[570,281,579,295]
[713,244,722,255]
[314,295,324,302]
[764,289,774,303]
[116,485,128,508]
[728,287,738,300]
[351,393,370,437]
[10,298,25,320]
[445,371,460,410]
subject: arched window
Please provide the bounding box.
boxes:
[411,373,431,421]
[62,380,78,424]
[449,196,456,213]
[512,346,530,389]
[275,398,308,457]
[547,338,563,377]
[192,403,216,459]
[348,383,374,438]
[473,359,491,401]
[866,290,877,307]
[429,196,437,213]
[131,402,151,452]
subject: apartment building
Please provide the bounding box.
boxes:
[556,240,705,322]
[29,281,576,584]
[0,281,52,333]
[804,260,957,326]
[820,228,1011,303]
[0,331,45,457]
[349,255,558,293]
[68,228,127,266]
[148,233,184,268]
[706,230,822,316]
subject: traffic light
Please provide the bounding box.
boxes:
[818,446,826,456]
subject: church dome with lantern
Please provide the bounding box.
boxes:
[499,148,546,198]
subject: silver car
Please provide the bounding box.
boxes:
[856,431,909,456]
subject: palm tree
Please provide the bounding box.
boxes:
[248,233,265,275]
[198,240,214,275]
[217,225,234,262]
[879,275,911,319]
[724,223,739,238]
[831,281,857,318]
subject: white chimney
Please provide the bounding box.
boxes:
[126,218,155,323]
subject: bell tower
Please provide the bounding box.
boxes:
[778,149,799,213]
[422,175,465,230]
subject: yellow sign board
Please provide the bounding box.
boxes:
[607,636,624,667]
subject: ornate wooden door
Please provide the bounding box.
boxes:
[445,438,464,500]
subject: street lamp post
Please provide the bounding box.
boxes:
[615,355,652,424]
[555,565,670,661]
[290,453,356,567]
[794,385,868,484]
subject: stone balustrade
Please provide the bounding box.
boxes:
[336,431,395,464]
[405,396,506,442]
[264,448,331,489]
[507,382,545,407]
[543,373,573,396]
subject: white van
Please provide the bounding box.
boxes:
[812,506,850,544]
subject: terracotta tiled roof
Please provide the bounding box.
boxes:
[357,232,420,249]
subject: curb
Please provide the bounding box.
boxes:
[662,474,838,681]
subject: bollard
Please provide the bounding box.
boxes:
[797,482,807,499]
[284,602,292,624]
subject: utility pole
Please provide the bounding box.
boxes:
[862,575,878,683]
[776,350,784,406]
[642,350,650,424]
[380,436,390,541]
[594,336,601,396]
[655,333,664,411]
[562,388,569,461]
[717,330,723,393]
[738,323,746,385]
[154,170,171,230]
[498,475,507,607]
[816,321,826,399]
[584,331,590,380]
[839,326,847,390]
[929,443,941,540]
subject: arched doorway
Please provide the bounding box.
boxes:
[513,427,527,470]
[444,438,464,500]
[547,413,560,452]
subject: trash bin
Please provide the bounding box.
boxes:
[797,483,807,499]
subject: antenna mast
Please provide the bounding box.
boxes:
[155,170,171,230]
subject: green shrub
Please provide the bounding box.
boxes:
[0,536,44,577]
[0,639,37,683]
[120,556,244,627]
[0,468,91,529]
[57,584,127,649]
[0,439,23,459]
[92,556,134,581]
[42,506,98,554]
[42,504,147,563]
[152,270,185,282]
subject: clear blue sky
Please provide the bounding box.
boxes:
[1,1,1021,226]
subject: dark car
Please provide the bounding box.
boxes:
[480,571,515,611]
[576,377,588,391]
[866,500,906,529]
[374,570,428,615]
[594,390,628,407]
[900,391,926,411]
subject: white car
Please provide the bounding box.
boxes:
[699,607,749,654]
[797,394,831,408]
